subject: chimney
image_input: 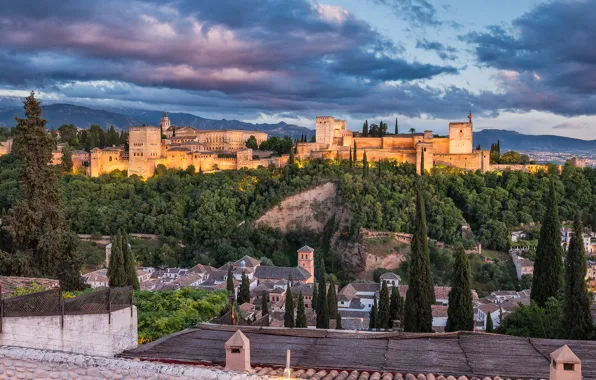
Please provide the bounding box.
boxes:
[550,345,581,380]
[225,330,251,372]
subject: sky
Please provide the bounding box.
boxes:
[1,0,596,138]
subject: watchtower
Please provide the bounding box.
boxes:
[297,245,315,284]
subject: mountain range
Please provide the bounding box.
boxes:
[0,102,593,152]
[0,103,315,139]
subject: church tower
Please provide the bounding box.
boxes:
[297,245,315,284]
[160,112,170,136]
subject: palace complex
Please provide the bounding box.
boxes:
[1,113,495,177]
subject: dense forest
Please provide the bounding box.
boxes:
[1,151,596,284]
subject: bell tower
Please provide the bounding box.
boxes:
[297,246,315,284]
[160,112,170,136]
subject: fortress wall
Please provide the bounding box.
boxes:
[353,137,383,149]
[432,138,450,154]
[491,164,555,173]
[381,136,418,149]
[434,153,484,171]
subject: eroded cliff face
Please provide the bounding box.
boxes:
[255,182,339,233]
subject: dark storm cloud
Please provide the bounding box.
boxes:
[416,39,458,60]
[464,0,596,116]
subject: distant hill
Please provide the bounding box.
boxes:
[473,129,596,153]
[0,103,314,139]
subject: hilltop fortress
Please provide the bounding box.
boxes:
[298,113,490,174]
[1,113,493,177]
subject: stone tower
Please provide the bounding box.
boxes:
[128,126,162,178]
[448,121,473,154]
[297,245,315,284]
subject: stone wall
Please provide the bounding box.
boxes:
[0,307,137,357]
[0,346,260,380]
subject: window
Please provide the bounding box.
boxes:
[231,348,241,354]
[109,156,112,162]
[564,363,574,371]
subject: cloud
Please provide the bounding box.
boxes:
[370,0,442,27]
[552,121,592,130]
[463,0,596,117]
[416,39,458,60]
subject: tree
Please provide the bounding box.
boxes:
[316,259,330,328]
[121,232,140,290]
[284,283,295,328]
[261,290,269,316]
[226,268,235,297]
[420,148,425,175]
[445,246,474,332]
[564,212,594,340]
[362,120,369,137]
[327,279,338,320]
[312,281,318,313]
[61,145,73,174]
[296,291,307,328]
[349,147,353,168]
[369,297,378,329]
[531,181,564,307]
[409,128,415,135]
[238,272,250,304]
[245,135,258,150]
[362,151,369,179]
[378,281,390,329]
[389,286,404,328]
[520,274,533,290]
[486,311,494,333]
[353,141,357,162]
[289,145,295,165]
[107,231,126,287]
[395,118,398,135]
[336,313,343,330]
[404,181,434,332]
[2,92,82,290]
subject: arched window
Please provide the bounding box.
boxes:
[109,156,112,162]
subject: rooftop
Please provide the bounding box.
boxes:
[121,323,596,379]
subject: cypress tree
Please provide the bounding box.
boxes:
[363,151,368,179]
[316,259,329,328]
[362,120,369,137]
[238,272,250,304]
[445,245,474,332]
[378,281,390,329]
[485,311,494,333]
[312,281,318,313]
[404,181,434,332]
[261,290,269,316]
[2,92,82,289]
[327,279,338,320]
[61,145,73,174]
[121,232,140,290]
[226,268,235,297]
[369,297,378,329]
[284,283,295,328]
[389,286,404,328]
[564,212,595,339]
[531,181,564,307]
[349,147,353,168]
[420,148,425,175]
[289,145,295,164]
[395,118,398,135]
[353,141,358,162]
[296,291,307,328]
[107,231,126,287]
[336,313,343,330]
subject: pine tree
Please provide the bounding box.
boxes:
[2,92,83,289]
[404,181,434,332]
[353,141,357,162]
[227,268,235,297]
[362,151,369,179]
[564,212,595,340]
[238,272,250,304]
[389,286,404,328]
[121,232,140,290]
[395,118,398,135]
[261,290,269,316]
[378,281,390,328]
[485,311,494,333]
[107,231,126,287]
[327,279,338,320]
[296,291,307,328]
[284,283,295,328]
[531,181,564,307]
[336,313,343,330]
[369,297,378,329]
[445,246,474,332]
[316,259,330,328]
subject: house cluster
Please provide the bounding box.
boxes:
[475,289,531,330]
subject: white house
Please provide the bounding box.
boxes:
[511,252,534,280]
[477,303,502,330]
[561,228,592,254]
